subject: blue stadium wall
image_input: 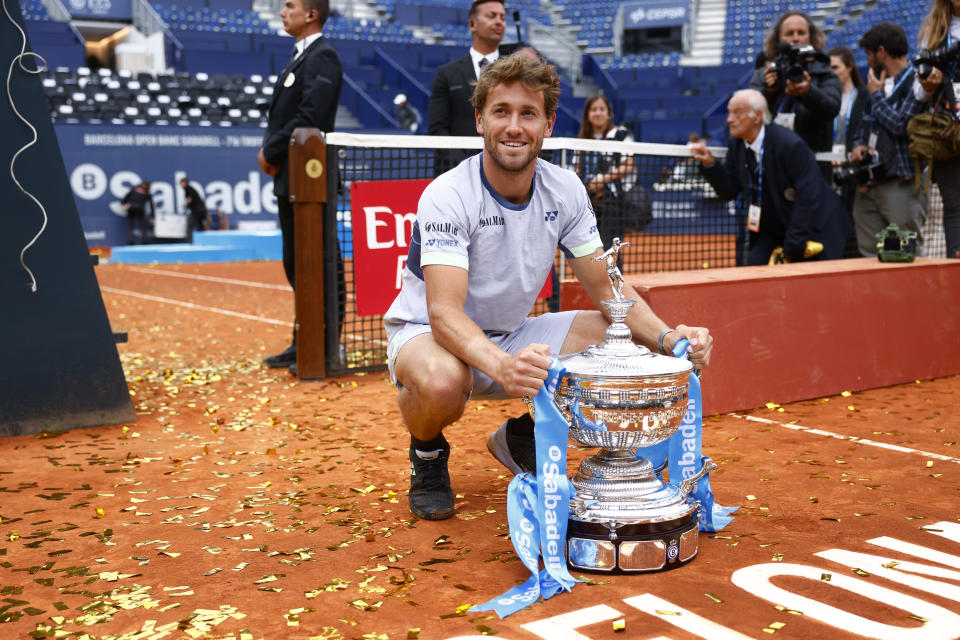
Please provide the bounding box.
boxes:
[58,124,276,246]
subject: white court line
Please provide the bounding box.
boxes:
[730,413,960,464]
[101,286,294,327]
[100,286,387,346]
[121,266,291,291]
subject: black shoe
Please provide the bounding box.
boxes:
[288,363,297,376]
[408,446,455,520]
[264,343,296,368]
[486,415,537,475]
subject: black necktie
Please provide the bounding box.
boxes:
[479,57,489,72]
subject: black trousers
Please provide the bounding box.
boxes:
[277,195,346,330]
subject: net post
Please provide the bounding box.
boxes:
[290,127,328,380]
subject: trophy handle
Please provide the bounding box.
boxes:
[678,458,718,497]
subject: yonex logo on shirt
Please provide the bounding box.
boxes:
[544,210,558,221]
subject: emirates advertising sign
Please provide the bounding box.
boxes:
[350,179,552,317]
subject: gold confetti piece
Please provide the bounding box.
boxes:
[925,461,934,468]
[908,614,929,622]
[407,629,421,640]
[762,628,776,634]
[455,603,473,614]
[705,593,723,603]
[853,568,870,577]
[821,517,840,522]
[612,618,626,632]
[746,494,757,501]
[765,402,780,410]
[809,497,818,503]
[841,391,852,397]
[820,573,832,582]
[772,553,784,561]
[906,515,927,520]
[882,561,900,569]
[847,405,856,411]
[94,507,105,519]
[655,610,681,616]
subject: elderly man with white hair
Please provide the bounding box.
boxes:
[690,89,852,265]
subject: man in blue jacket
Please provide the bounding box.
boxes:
[690,89,851,265]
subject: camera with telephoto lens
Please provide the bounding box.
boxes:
[914,41,960,80]
[876,223,917,262]
[770,43,829,85]
[832,156,886,186]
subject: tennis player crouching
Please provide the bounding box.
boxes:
[383,53,714,520]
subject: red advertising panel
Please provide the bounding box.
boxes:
[350,179,553,317]
[351,179,430,317]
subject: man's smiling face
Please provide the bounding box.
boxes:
[476,81,554,174]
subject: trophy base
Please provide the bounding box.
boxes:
[566,509,700,574]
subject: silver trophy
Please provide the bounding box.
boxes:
[552,238,715,573]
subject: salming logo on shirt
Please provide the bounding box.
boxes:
[544,210,558,221]
[478,215,505,228]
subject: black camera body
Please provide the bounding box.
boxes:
[771,44,827,85]
[876,223,917,262]
[833,156,886,186]
[914,41,960,80]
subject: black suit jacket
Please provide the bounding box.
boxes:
[263,35,342,198]
[701,123,851,262]
[428,53,478,137]
[428,53,480,174]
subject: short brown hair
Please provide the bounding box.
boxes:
[470,53,560,118]
[468,0,505,21]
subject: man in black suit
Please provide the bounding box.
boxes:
[258,0,342,369]
[427,0,505,173]
[180,177,208,238]
[690,89,851,265]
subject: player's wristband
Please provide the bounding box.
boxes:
[657,328,676,355]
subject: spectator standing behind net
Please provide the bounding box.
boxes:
[122,181,154,245]
[750,11,841,159]
[574,93,636,268]
[257,0,342,372]
[384,54,713,521]
[180,177,208,238]
[393,93,421,133]
[850,23,928,257]
[427,0,505,174]
[914,0,960,258]
[690,89,851,265]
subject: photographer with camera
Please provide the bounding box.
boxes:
[912,0,960,259]
[849,23,928,257]
[828,46,869,257]
[750,11,841,161]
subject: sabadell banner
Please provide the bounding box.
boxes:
[56,124,279,246]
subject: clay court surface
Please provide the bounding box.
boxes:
[1,260,958,640]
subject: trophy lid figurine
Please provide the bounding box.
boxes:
[552,238,715,573]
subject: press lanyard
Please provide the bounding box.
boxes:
[751,142,764,206]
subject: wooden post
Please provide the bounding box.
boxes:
[289,128,328,380]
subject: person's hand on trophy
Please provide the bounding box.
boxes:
[496,343,550,397]
[659,324,714,370]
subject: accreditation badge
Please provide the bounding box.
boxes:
[747,203,762,232]
[284,72,295,88]
[773,112,796,130]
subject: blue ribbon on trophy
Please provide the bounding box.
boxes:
[470,359,580,619]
